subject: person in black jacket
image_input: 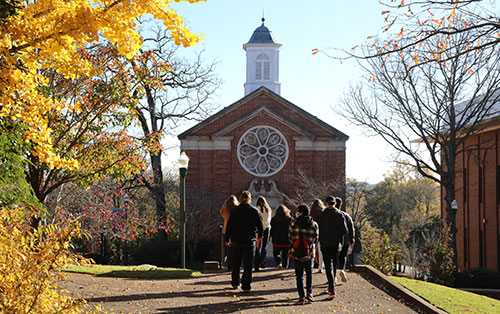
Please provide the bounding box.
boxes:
[270,204,294,268]
[336,196,355,282]
[317,195,348,298]
[224,191,263,292]
[288,204,318,305]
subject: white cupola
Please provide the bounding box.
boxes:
[243,18,282,96]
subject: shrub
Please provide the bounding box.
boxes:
[455,268,500,289]
[0,209,93,314]
[427,241,456,286]
[130,237,180,267]
[360,228,401,275]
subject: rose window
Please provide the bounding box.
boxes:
[237,126,289,176]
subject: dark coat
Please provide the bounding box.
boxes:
[317,206,348,249]
[270,215,294,246]
[288,215,318,261]
[224,203,263,247]
[341,211,355,246]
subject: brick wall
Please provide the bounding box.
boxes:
[451,129,500,272]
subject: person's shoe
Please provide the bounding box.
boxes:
[294,298,305,305]
[254,267,260,272]
[339,270,348,282]
[305,295,314,302]
[231,285,238,289]
[327,291,336,299]
[317,268,323,273]
[242,288,251,293]
[277,263,282,269]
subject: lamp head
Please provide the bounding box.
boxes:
[178,151,189,169]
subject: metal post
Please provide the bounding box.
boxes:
[180,167,187,269]
[220,224,224,269]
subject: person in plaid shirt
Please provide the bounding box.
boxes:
[288,204,319,304]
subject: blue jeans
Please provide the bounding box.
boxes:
[322,245,340,292]
[294,258,314,299]
[231,245,255,290]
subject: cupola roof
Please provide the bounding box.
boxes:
[247,18,278,44]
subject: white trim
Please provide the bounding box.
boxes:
[180,137,233,150]
[294,137,345,151]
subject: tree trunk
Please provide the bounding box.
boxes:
[150,150,167,240]
[188,241,196,267]
[443,179,458,269]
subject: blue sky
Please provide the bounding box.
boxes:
[164,0,396,184]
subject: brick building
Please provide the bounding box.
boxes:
[177,19,348,252]
[452,114,500,273]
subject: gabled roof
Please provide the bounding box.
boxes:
[212,106,315,138]
[178,86,349,141]
[412,89,500,143]
[453,89,500,128]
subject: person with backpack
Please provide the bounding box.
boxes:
[318,195,348,299]
[224,191,263,292]
[288,204,319,305]
[270,204,294,269]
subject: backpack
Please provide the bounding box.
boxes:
[290,233,310,261]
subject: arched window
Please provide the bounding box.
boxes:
[255,54,270,81]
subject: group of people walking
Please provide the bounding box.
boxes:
[220,191,355,305]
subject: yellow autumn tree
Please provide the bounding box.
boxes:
[0,0,204,170]
[0,209,94,313]
[0,1,204,312]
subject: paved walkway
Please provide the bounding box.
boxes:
[60,268,420,314]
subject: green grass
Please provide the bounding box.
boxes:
[63,264,202,279]
[391,276,500,314]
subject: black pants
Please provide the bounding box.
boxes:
[231,245,255,290]
[254,228,269,270]
[337,243,348,270]
[322,244,340,293]
[272,245,290,268]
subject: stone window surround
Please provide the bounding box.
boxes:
[237,125,289,177]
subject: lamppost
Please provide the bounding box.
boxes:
[123,193,129,219]
[451,199,458,213]
[178,151,189,269]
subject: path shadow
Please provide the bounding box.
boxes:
[154,296,301,314]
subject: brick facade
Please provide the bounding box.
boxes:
[450,125,500,272]
[178,87,348,257]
